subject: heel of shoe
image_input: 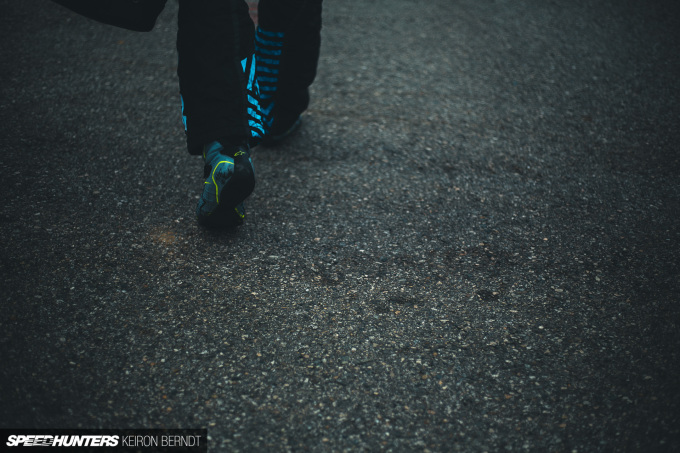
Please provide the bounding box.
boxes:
[226,149,256,208]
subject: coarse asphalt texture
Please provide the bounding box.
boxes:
[1,0,680,451]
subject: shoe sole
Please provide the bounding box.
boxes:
[198,202,247,228]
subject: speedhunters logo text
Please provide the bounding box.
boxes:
[6,435,119,447]
[1,430,207,451]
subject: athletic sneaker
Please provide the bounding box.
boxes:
[196,141,255,227]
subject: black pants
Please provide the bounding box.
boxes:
[257,0,323,138]
[53,0,322,154]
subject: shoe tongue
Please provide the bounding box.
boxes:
[204,141,248,160]
[219,146,239,157]
[219,145,248,158]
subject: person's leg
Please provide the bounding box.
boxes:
[256,0,323,144]
[177,0,263,154]
[177,0,262,226]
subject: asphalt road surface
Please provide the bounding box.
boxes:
[1,0,679,451]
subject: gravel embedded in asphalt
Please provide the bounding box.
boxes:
[1,0,679,451]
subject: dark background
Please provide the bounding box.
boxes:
[1,0,679,451]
